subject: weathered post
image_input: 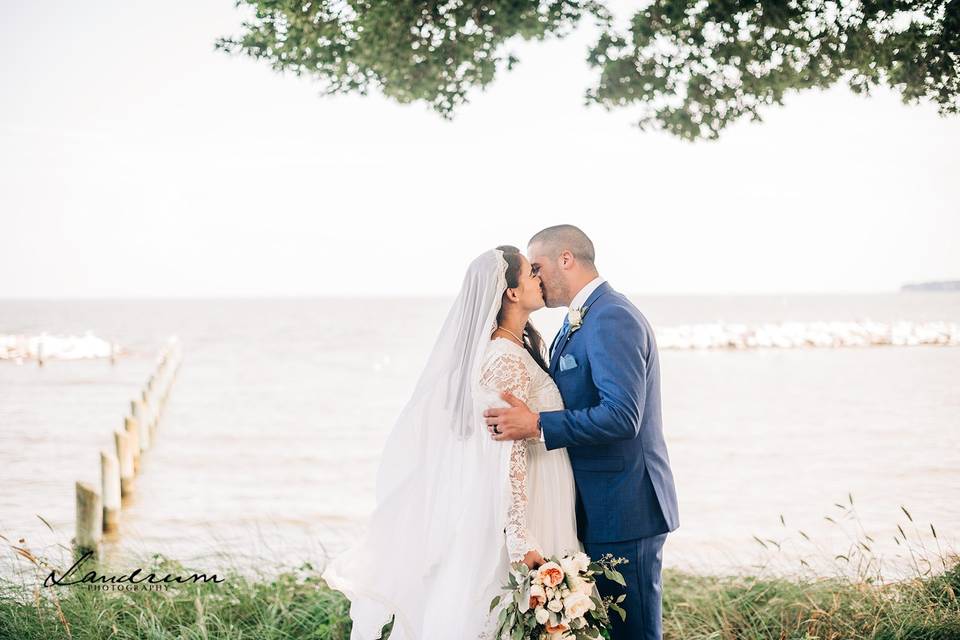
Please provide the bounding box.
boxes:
[114,429,135,498]
[131,397,150,451]
[75,481,102,554]
[100,451,121,533]
[125,415,141,474]
[142,388,157,444]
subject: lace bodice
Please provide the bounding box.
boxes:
[478,337,564,563]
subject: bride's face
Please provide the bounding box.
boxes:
[510,255,545,312]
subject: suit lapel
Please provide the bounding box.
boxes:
[549,281,613,376]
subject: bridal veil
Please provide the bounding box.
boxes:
[322,248,515,639]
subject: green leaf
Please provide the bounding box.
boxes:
[603,568,626,587]
[609,602,627,622]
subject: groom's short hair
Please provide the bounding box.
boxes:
[528,224,596,266]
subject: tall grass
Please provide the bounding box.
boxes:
[662,561,959,639]
[0,543,352,640]
[661,496,960,640]
[1,499,957,640]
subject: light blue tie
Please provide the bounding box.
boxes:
[551,314,570,360]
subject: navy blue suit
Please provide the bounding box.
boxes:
[539,281,678,640]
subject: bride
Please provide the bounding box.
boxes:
[322,246,581,639]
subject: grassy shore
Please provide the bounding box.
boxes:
[1,550,957,640]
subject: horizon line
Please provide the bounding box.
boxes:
[3,289,959,301]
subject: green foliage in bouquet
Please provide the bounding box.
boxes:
[488,552,627,640]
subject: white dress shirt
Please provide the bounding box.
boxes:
[539,275,606,441]
[568,276,606,313]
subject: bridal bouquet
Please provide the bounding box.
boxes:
[489,551,627,640]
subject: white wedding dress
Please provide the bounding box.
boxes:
[478,337,582,637]
[322,249,581,640]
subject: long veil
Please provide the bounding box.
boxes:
[322,248,516,640]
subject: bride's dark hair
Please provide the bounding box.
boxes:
[496,245,550,373]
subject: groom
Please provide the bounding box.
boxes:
[484,224,679,640]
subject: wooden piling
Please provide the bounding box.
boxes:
[114,429,135,498]
[100,451,121,533]
[75,481,102,554]
[73,338,182,553]
[125,415,141,474]
[131,397,150,451]
[142,389,157,443]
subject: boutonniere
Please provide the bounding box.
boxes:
[568,305,589,334]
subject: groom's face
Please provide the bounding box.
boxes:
[526,242,568,308]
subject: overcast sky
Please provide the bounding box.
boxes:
[2,1,958,297]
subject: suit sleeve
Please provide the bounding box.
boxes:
[539,305,649,449]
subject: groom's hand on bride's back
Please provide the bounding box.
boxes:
[484,392,540,441]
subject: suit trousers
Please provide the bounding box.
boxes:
[583,533,668,640]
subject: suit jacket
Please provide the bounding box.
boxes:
[539,281,679,543]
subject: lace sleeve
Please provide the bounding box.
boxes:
[479,352,531,404]
[480,351,541,563]
[504,438,541,562]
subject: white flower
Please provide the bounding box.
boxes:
[572,551,591,573]
[568,307,584,332]
[563,591,595,619]
[559,556,578,577]
[576,577,595,597]
[567,574,593,597]
[547,597,564,613]
[535,606,550,624]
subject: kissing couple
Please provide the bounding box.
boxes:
[324,224,679,640]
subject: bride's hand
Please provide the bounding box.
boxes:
[522,549,545,570]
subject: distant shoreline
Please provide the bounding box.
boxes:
[902,280,960,292]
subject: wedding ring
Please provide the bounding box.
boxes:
[493,425,501,434]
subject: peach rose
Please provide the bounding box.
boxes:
[537,561,564,588]
[546,622,569,634]
[529,584,547,609]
